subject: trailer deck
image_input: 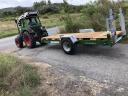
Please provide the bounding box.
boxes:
[43,31,122,41]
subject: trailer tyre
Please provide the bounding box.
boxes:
[61,38,76,55]
[15,35,23,48]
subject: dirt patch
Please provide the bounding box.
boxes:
[16,55,106,96]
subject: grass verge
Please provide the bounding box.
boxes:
[0,54,40,96]
[0,29,17,39]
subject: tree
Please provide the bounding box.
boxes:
[15,6,31,15]
[63,0,69,13]
[81,0,122,31]
[48,0,52,5]
[33,0,46,10]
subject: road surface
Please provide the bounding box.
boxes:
[0,27,128,95]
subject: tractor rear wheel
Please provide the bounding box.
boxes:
[23,32,36,48]
[15,35,23,48]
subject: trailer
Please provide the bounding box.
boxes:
[41,8,127,54]
[42,31,125,54]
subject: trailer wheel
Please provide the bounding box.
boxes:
[23,32,36,48]
[15,35,23,48]
[61,38,76,55]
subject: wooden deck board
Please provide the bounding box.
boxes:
[43,31,122,40]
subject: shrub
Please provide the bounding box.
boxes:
[63,14,84,33]
[20,64,40,87]
[0,54,40,96]
[0,54,18,78]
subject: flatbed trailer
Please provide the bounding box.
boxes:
[43,31,123,45]
[41,31,125,54]
[41,8,127,55]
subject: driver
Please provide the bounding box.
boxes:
[28,18,36,27]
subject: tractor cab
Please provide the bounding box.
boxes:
[15,12,48,48]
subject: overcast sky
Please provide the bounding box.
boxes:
[0,0,95,9]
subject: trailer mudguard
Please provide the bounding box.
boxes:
[60,34,78,44]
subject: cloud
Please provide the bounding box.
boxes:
[0,0,92,9]
[0,0,42,9]
[68,0,95,5]
[0,0,19,8]
[50,0,63,3]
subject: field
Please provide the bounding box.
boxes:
[0,13,81,39]
[0,53,40,96]
[0,19,17,38]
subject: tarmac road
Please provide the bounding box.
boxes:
[0,27,128,95]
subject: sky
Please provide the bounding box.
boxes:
[0,0,94,9]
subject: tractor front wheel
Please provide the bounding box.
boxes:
[15,35,23,48]
[23,33,36,48]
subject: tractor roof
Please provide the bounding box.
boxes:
[17,12,38,21]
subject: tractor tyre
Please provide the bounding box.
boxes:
[41,30,48,37]
[23,32,36,48]
[41,29,48,37]
[15,35,23,48]
[61,38,76,55]
[44,31,48,37]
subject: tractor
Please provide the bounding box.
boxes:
[15,12,48,48]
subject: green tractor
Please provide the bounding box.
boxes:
[15,12,48,48]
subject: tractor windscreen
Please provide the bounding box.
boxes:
[27,17,41,27]
[27,17,42,32]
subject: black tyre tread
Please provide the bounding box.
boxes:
[41,29,48,37]
[28,34,36,48]
[44,31,48,36]
[15,35,23,48]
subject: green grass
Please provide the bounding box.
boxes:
[0,54,40,96]
[0,54,18,77]
[0,29,17,39]
[0,19,17,39]
[40,14,64,28]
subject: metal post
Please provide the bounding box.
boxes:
[119,8,126,35]
[106,18,110,32]
[108,9,117,43]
